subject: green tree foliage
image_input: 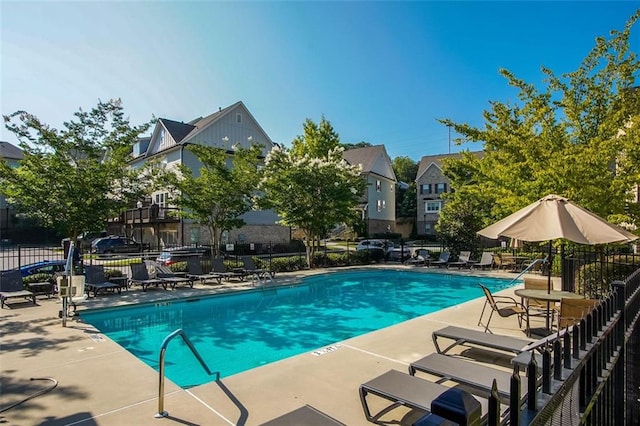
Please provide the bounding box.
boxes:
[291,115,341,158]
[392,156,418,219]
[260,117,366,268]
[439,11,640,237]
[341,141,373,150]
[0,99,151,242]
[158,144,263,257]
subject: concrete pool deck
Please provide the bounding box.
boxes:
[1,266,556,425]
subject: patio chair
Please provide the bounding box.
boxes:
[261,405,346,425]
[359,369,496,423]
[130,263,165,291]
[186,258,224,284]
[0,269,36,309]
[471,252,494,270]
[84,264,123,297]
[523,277,556,321]
[429,251,450,267]
[492,253,516,271]
[477,284,528,334]
[404,248,430,266]
[447,250,471,269]
[409,353,528,403]
[556,297,598,330]
[147,260,195,289]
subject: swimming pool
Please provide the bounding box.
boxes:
[81,269,515,388]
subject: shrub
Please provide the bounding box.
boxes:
[104,268,123,279]
[577,256,638,298]
[169,261,188,273]
[23,273,55,293]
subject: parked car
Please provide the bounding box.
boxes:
[61,231,108,252]
[91,236,150,254]
[156,246,211,266]
[387,246,412,262]
[19,260,67,277]
[355,239,387,253]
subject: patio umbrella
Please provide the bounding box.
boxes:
[478,194,638,291]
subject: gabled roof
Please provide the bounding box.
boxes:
[416,151,483,181]
[0,141,24,160]
[158,118,195,144]
[343,145,396,181]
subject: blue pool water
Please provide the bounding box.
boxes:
[81,269,514,388]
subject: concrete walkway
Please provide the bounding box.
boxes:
[0,266,554,425]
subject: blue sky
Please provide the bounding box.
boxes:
[2,1,638,161]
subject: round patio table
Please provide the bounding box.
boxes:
[514,289,584,335]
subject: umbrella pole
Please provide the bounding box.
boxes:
[546,240,552,331]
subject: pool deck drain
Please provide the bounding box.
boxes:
[0,266,555,425]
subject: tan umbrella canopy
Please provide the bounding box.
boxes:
[478,194,638,295]
[478,194,638,245]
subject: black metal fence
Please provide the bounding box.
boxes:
[478,266,640,426]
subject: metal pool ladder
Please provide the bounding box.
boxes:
[155,328,217,419]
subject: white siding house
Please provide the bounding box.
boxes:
[343,145,397,235]
[126,101,287,249]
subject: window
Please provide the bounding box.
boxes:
[424,223,432,233]
[435,183,447,194]
[425,201,441,212]
[155,192,169,207]
[376,180,381,192]
[420,184,432,194]
[236,113,242,123]
[377,200,382,212]
[382,200,386,209]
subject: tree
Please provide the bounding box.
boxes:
[439,11,640,236]
[392,156,418,220]
[0,99,151,244]
[157,143,263,257]
[341,141,373,150]
[260,117,366,267]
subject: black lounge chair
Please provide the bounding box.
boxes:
[471,252,494,270]
[447,251,472,269]
[240,256,273,279]
[404,248,430,266]
[129,263,165,291]
[211,258,245,281]
[359,369,495,423]
[430,251,450,267]
[432,325,534,356]
[84,265,123,297]
[409,353,527,403]
[0,269,36,308]
[148,261,195,289]
[186,258,224,284]
[260,405,345,425]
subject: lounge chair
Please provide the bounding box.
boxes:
[470,252,494,270]
[0,269,36,308]
[432,325,534,356]
[477,284,528,334]
[447,251,471,269]
[240,256,273,279]
[359,369,495,423]
[492,253,516,271]
[404,248,430,266]
[186,258,224,284]
[429,251,450,268]
[409,353,527,403]
[147,261,195,289]
[84,265,123,297]
[261,405,345,425]
[211,258,245,281]
[130,263,165,291]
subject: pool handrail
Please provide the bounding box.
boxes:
[155,328,217,419]
[503,257,548,289]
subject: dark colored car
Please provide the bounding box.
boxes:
[19,260,67,277]
[91,236,150,254]
[61,231,108,252]
[156,246,211,266]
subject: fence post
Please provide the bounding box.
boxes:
[527,353,538,411]
[611,280,626,425]
[509,366,521,426]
